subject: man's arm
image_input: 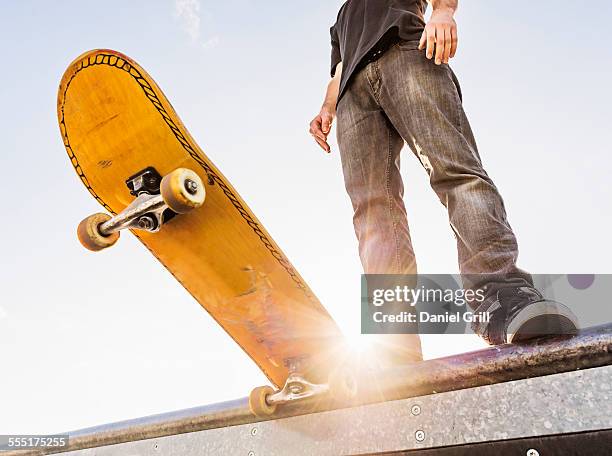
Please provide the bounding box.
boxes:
[419,0,458,65]
[309,62,343,153]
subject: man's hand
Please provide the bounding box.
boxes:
[310,62,341,153]
[419,2,458,65]
[309,105,335,153]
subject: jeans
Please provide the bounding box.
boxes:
[336,41,532,352]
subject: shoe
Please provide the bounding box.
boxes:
[472,286,578,345]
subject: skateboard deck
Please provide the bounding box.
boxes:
[57,49,344,391]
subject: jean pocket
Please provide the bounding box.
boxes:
[395,40,421,51]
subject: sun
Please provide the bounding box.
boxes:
[343,332,374,356]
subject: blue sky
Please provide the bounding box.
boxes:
[0,0,611,433]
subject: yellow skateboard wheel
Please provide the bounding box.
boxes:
[249,385,276,417]
[77,213,119,251]
[160,168,205,214]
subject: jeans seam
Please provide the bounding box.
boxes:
[365,65,375,99]
[447,67,464,134]
[373,62,381,102]
[366,62,382,104]
[385,125,402,273]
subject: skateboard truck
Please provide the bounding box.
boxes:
[126,167,164,197]
[77,167,206,251]
[248,359,358,417]
[268,373,329,403]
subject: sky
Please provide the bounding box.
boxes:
[0,0,611,434]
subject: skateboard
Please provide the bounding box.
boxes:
[57,49,355,416]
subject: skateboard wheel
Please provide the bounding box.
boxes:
[249,385,276,417]
[328,366,358,403]
[77,213,119,252]
[160,168,205,214]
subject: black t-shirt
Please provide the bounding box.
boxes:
[330,0,428,102]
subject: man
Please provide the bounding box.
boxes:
[309,0,577,360]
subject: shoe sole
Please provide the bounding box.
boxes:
[507,300,579,343]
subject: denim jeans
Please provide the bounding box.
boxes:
[336,41,533,344]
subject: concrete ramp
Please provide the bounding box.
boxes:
[8,324,612,456]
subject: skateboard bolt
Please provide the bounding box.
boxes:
[289,385,303,394]
[184,179,198,195]
[138,216,154,230]
[526,450,539,456]
[411,405,421,416]
[415,430,425,442]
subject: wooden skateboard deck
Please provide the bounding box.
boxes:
[57,49,343,388]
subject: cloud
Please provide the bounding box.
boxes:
[175,0,202,41]
[174,0,220,50]
[202,35,220,50]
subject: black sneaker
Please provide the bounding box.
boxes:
[472,286,578,345]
